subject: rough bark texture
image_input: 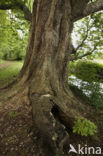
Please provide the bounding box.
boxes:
[19,0,86,155]
[0,0,102,155]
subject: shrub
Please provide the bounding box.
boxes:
[73,118,97,136]
[69,61,103,110]
[87,82,103,109]
[2,53,8,60]
[69,61,103,83]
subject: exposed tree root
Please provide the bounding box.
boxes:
[0,83,82,155]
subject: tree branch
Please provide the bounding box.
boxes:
[84,0,103,18]
[75,26,89,52]
[0,3,32,22]
[73,0,103,22]
[70,46,97,61]
[70,23,90,55]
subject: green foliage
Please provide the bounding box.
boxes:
[0,10,9,46]
[72,11,103,60]
[9,111,17,118]
[69,61,103,110]
[69,61,103,83]
[0,10,29,60]
[73,118,97,136]
[25,0,34,12]
[70,82,103,110]
[86,82,103,110]
[0,0,34,12]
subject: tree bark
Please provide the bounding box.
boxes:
[17,0,85,155]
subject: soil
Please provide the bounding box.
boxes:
[0,62,36,156]
[0,100,36,156]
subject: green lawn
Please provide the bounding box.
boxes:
[0,60,4,64]
[0,61,23,84]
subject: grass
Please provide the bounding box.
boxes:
[0,59,4,64]
[0,60,23,83]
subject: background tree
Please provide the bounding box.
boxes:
[0,10,9,58]
[71,11,103,60]
[0,0,32,21]
[0,10,29,60]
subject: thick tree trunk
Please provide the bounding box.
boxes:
[0,0,89,155]
[18,0,86,155]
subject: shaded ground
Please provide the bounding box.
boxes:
[0,100,36,156]
[0,61,37,156]
[0,61,103,156]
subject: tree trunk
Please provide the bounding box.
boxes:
[0,0,89,155]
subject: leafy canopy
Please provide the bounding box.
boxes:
[0,10,29,60]
[71,11,103,60]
